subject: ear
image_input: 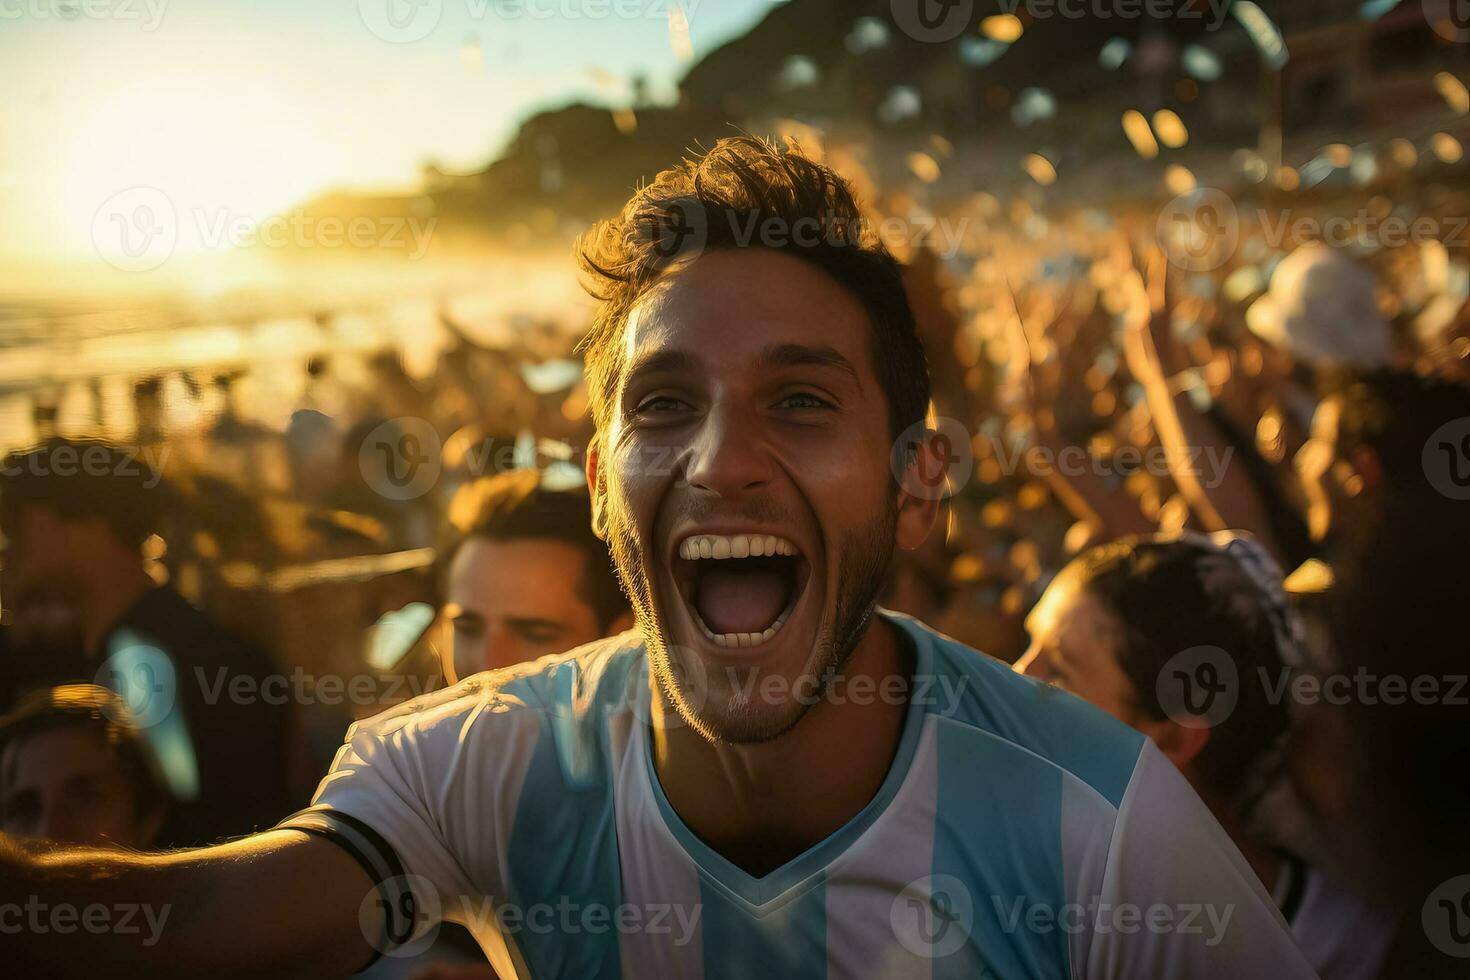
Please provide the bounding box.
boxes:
[1139,717,1212,773]
[586,439,609,541]
[893,427,946,551]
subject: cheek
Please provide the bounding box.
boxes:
[610,442,671,526]
[783,433,891,518]
[1099,674,1149,725]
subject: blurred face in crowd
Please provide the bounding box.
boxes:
[1017,577,1139,724]
[1018,575,1208,776]
[443,537,611,679]
[591,248,918,744]
[1,503,89,650]
[1,725,162,848]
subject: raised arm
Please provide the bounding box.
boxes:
[1122,253,1286,559]
[0,828,378,979]
[999,274,1155,539]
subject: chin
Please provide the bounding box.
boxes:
[661,626,836,745]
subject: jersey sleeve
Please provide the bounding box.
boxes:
[276,683,534,961]
[1082,742,1319,979]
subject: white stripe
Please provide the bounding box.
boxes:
[1060,770,1120,979]
[614,709,707,980]
[824,715,940,980]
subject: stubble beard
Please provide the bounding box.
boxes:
[605,492,897,745]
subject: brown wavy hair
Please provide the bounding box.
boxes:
[576,135,930,445]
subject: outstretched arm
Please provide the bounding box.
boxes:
[0,828,377,979]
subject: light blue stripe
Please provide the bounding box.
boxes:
[931,716,1069,980]
[699,874,828,980]
[888,611,1143,809]
[503,655,635,979]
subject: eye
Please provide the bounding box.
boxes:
[635,395,690,415]
[777,392,833,410]
[515,624,563,646]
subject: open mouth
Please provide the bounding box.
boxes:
[672,533,810,649]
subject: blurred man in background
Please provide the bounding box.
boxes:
[0,440,293,846]
[0,684,168,849]
[436,469,630,681]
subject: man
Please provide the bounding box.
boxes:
[0,684,168,849]
[0,139,1315,978]
[0,440,292,846]
[437,470,631,681]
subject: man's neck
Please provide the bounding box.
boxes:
[650,616,914,877]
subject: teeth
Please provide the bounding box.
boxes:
[678,534,799,560]
[700,613,789,648]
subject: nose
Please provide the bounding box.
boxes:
[682,403,773,497]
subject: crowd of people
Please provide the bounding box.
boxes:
[1,133,1468,978]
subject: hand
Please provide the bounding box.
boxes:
[1123,246,1176,384]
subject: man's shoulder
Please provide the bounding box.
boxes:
[888,610,1147,810]
[343,629,647,747]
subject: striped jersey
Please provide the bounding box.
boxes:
[282,610,1317,979]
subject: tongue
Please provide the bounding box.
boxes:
[695,567,789,635]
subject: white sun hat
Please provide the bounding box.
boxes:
[1246,243,1393,368]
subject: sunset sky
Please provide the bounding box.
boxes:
[0,0,779,265]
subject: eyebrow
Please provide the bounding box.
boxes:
[759,343,862,387]
[621,343,863,393]
[622,349,698,389]
[505,616,566,633]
